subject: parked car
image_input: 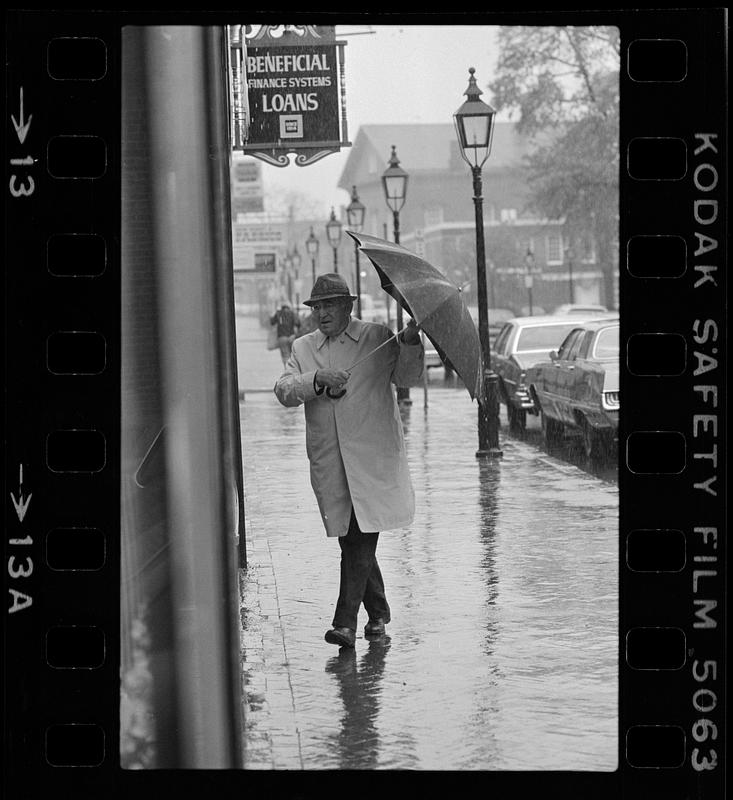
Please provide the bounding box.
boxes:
[552,303,609,316]
[525,318,620,460]
[490,313,618,434]
[466,306,516,345]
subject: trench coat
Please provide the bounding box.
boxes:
[274,317,424,537]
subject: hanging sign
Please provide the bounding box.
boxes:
[237,25,350,167]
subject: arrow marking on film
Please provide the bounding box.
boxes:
[10,463,32,523]
[11,87,32,145]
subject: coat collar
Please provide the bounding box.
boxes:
[315,316,365,349]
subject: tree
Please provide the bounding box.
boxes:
[488,26,620,308]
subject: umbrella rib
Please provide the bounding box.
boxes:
[345,325,408,373]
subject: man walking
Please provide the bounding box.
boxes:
[274,273,423,647]
[270,302,301,366]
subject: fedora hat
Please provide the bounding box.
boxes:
[303,273,357,307]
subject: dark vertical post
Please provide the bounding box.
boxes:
[472,166,501,456]
[354,240,362,318]
[383,222,392,329]
[392,210,410,405]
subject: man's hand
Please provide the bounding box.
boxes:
[315,368,351,390]
[400,319,421,346]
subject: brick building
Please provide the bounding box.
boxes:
[336,122,617,314]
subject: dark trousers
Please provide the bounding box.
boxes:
[332,511,391,631]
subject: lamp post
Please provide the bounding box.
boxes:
[346,185,366,318]
[564,240,575,303]
[382,221,392,328]
[305,226,319,285]
[326,207,342,273]
[454,67,502,458]
[282,251,293,305]
[291,244,302,308]
[382,145,410,405]
[524,248,535,316]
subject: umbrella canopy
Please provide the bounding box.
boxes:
[348,231,484,402]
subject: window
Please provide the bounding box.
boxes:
[566,331,586,361]
[493,324,512,355]
[579,235,597,262]
[424,207,444,227]
[518,238,535,256]
[500,208,517,223]
[577,330,595,359]
[593,326,620,359]
[546,235,562,263]
[557,329,584,360]
[516,323,578,352]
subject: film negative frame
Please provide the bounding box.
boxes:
[4,8,726,797]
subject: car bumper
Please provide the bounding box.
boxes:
[585,409,619,431]
[513,385,535,410]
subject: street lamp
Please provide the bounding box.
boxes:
[382,144,410,405]
[524,248,535,316]
[346,185,366,318]
[454,66,502,458]
[305,226,319,285]
[283,251,293,305]
[291,244,302,308]
[325,207,342,273]
[564,240,575,303]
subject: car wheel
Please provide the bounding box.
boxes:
[507,403,527,435]
[540,408,564,448]
[581,418,609,463]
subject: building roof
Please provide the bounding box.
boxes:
[338,121,534,190]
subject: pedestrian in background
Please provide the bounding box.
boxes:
[274,273,423,648]
[270,302,301,366]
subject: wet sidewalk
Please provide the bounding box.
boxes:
[235,312,619,771]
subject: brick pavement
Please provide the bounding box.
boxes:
[234,311,619,771]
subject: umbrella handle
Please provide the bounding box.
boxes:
[345,324,410,373]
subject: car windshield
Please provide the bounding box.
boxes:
[593,326,620,358]
[516,323,577,351]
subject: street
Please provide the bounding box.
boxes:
[236,312,618,770]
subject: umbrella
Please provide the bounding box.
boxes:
[347,231,485,402]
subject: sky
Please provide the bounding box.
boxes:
[254,23,506,216]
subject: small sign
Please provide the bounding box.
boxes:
[254,253,277,273]
[231,158,264,213]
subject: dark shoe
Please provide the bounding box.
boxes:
[364,618,387,636]
[324,627,355,648]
